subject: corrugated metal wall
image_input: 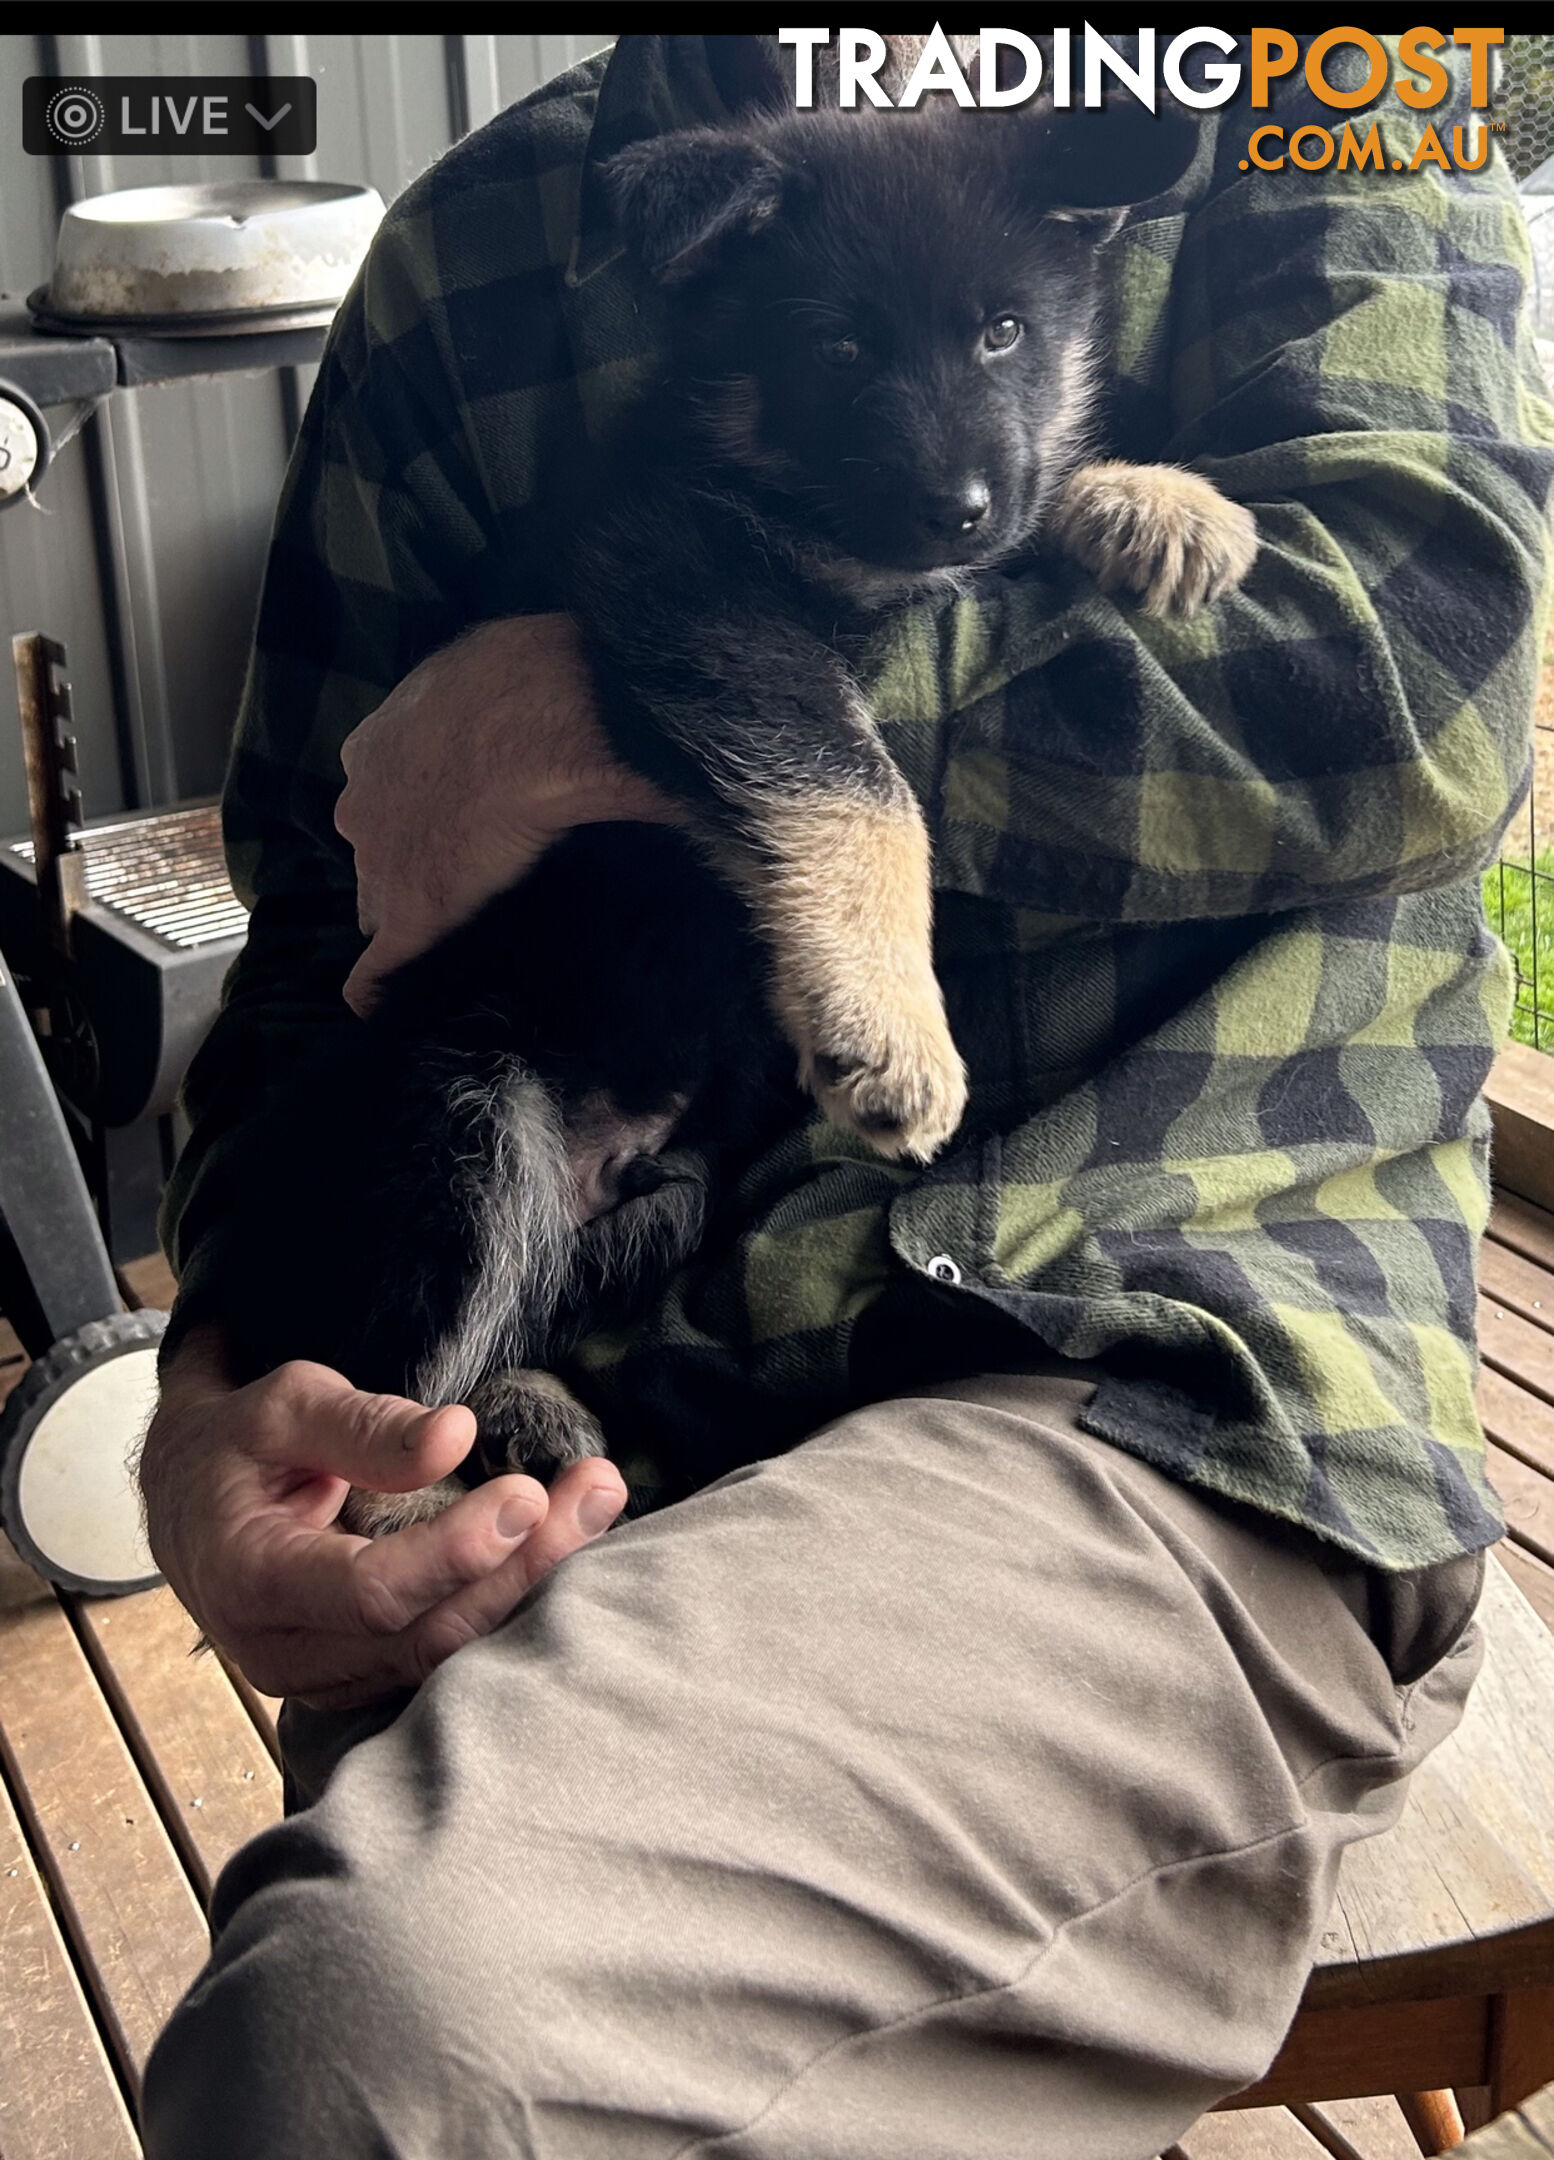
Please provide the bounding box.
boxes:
[0,31,611,838]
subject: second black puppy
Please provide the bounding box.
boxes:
[212,96,1257,1528]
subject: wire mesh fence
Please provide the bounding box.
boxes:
[1493,34,1554,1052]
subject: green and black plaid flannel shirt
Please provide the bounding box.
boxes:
[165,34,1554,1569]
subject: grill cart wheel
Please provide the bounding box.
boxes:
[0,1309,167,1596]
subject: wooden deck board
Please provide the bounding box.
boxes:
[1482,1299,1554,1413]
[1489,1444,1554,1571]
[2,1219,1554,2158]
[1499,1542,1554,1632]
[1184,2096,1425,2157]
[0,1753,139,2160]
[1182,2102,1330,2154]
[0,1597,210,2097]
[74,1588,283,1905]
[1316,2096,1427,2159]
[1484,1200,1554,1597]
[1481,1242,1554,1335]
[1488,1196,1554,1275]
[1479,1367,1554,1481]
[216,1657,283,1766]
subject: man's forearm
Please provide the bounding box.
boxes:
[865,479,1540,926]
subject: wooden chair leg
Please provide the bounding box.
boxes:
[1397,2090,1465,2153]
[1455,2088,1493,2134]
[1489,1987,1554,2116]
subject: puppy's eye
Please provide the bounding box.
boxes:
[984,316,1024,354]
[815,333,862,368]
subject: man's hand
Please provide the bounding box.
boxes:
[335,614,683,1015]
[140,1331,627,1711]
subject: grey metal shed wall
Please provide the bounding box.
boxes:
[0,30,612,840]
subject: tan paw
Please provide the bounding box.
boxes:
[1054,461,1257,617]
[795,984,968,1163]
[339,1477,466,1539]
[743,788,967,1160]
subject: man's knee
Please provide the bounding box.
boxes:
[144,1833,572,2158]
[143,1870,421,2150]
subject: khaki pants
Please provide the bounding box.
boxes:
[142,1369,1484,2160]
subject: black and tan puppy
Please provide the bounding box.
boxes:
[213,97,1257,1527]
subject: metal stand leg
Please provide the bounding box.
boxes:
[0,949,119,1356]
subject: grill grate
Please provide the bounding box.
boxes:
[9,803,247,951]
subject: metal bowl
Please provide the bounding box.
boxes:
[35,178,385,331]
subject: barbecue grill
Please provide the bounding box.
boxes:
[1,635,247,1126]
[0,800,247,1126]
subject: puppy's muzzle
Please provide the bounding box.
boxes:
[915,479,991,541]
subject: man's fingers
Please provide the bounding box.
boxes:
[335,705,390,806]
[346,1460,626,1648]
[285,1539,543,1708]
[496,1458,627,1588]
[220,1462,629,1704]
[346,1474,552,1635]
[341,917,448,1014]
[343,923,428,1013]
[246,1363,477,1489]
[227,1626,413,1707]
[403,1460,628,1669]
[341,944,386,1017]
[288,1464,631,1708]
[561,770,689,830]
[239,1473,548,1641]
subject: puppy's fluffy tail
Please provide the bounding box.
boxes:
[390,1048,578,1410]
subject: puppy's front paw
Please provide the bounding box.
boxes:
[796,984,968,1164]
[468,1368,607,1485]
[339,1477,466,1538]
[1055,462,1257,617]
[751,789,967,1161]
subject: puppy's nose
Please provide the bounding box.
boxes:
[617,1154,667,1198]
[921,481,991,537]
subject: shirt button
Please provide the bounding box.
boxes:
[926,1254,962,1285]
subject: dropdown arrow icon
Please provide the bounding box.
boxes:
[245,101,292,130]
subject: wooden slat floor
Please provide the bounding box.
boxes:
[0,1210,1552,2158]
[0,1253,284,2158]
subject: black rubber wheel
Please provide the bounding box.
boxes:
[0,1310,168,1597]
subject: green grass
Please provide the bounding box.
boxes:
[1485,853,1554,1051]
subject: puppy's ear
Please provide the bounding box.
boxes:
[1027,98,1201,224]
[602,129,785,285]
